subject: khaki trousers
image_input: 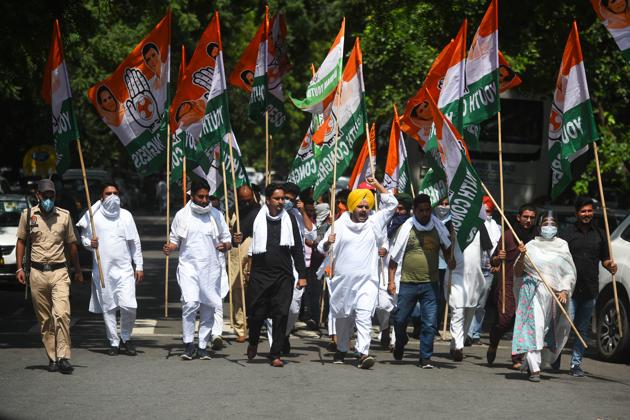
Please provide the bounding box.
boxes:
[228,237,250,337]
[29,267,72,360]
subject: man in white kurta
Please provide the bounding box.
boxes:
[318,178,397,369]
[163,179,232,360]
[78,183,143,356]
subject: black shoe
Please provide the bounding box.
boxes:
[464,336,473,347]
[486,346,497,365]
[197,347,212,360]
[181,342,195,360]
[58,358,74,374]
[305,319,319,331]
[358,354,375,369]
[333,351,346,364]
[569,365,585,378]
[282,337,291,356]
[107,346,119,356]
[393,345,404,361]
[211,336,224,351]
[418,358,434,369]
[120,340,136,356]
[48,359,58,372]
[380,330,391,349]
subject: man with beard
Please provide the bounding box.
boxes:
[486,203,539,369]
[228,185,260,343]
[162,179,232,360]
[318,177,397,369]
[242,183,306,367]
[77,183,143,356]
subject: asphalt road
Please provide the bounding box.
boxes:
[1,214,629,420]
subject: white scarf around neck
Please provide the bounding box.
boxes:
[389,214,451,264]
[250,205,294,254]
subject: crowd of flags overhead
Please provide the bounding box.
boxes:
[41,1,628,251]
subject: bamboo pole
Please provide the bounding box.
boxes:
[442,269,452,340]
[593,142,622,337]
[226,133,247,330]
[319,277,327,327]
[164,123,171,318]
[498,111,506,314]
[481,182,588,348]
[182,151,187,205]
[221,160,235,330]
[328,80,344,276]
[76,139,105,288]
[265,111,270,186]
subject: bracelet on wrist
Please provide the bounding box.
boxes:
[16,268,24,274]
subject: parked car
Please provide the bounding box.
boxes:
[0,195,30,281]
[596,214,630,362]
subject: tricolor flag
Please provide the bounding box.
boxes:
[198,11,249,195]
[286,112,324,190]
[383,106,413,195]
[169,15,222,185]
[548,22,599,200]
[290,19,345,113]
[591,0,630,63]
[464,0,500,126]
[498,51,522,93]
[348,123,376,190]
[41,19,79,175]
[425,88,485,251]
[229,7,290,130]
[311,38,367,199]
[400,38,456,149]
[88,12,171,175]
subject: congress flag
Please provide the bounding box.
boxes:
[383,106,412,195]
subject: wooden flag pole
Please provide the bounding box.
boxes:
[481,182,588,348]
[593,142,622,337]
[76,139,105,288]
[164,123,171,318]
[221,160,235,330]
[182,151,187,205]
[227,132,247,330]
[265,112,270,186]
[497,110,506,314]
[319,277,327,327]
[365,122,375,178]
[328,80,344,276]
[442,269,452,340]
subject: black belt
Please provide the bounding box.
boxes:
[31,262,66,272]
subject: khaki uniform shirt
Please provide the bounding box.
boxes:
[17,205,77,264]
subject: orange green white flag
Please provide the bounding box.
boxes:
[41,20,79,175]
[498,51,522,93]
[383,106,412,195]
[591,0,630,63]
[548,22,599,200]
[88,12,171,175]
[348,123,376,190]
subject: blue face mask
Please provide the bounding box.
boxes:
[541,225,557,240]
[40,198,54,213]
[284,200,294,211]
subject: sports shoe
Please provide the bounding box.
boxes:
[58,358,74,374]
[393,345,404,361]
[107,346,119,356]
[48,359,58,372]
[120,340,137,356]
[529,373,541,382]
[333,351,346,364]
[569,365,585,378]
[247,344,258,360]
[418,359,434,369]
[211,336,224,351]
[358,354,375,369]
[197,347,212,360]
[271,357,284,367]
[486,345,497,365]
[181,342,195,360]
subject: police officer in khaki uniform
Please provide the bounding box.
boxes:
[15,179,83,374]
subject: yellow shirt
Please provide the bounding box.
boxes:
[17,205,77,264]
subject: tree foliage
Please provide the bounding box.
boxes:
[1,0,628,199]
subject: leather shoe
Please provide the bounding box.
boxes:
[247,344,258,360]
[451,348,464,362]
[107,346,119,356]
[58,358,74,374]
[486,346,497,365]
[48,360,58,372]
[120,340,136,356]
[270,357,284,367]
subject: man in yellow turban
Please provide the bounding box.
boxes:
[318,177,398,369]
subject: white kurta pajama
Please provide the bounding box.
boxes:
[317,194,397,355]
[170,202,231,348]
[78,201,143,347]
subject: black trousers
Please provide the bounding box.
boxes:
[247,272,293,358]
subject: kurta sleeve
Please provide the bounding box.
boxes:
[289,214,307,279]
[373,193,398,235]
[316,225,333,255]
[126,215,143,271]
[79,224,93,249]
[169,213,181,248]
[216,210,232,243]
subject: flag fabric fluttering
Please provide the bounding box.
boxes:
[591,0,630,63]
[229,7,290,130]
[425,88,486,251]
[290,20,345,113]
[286,112,324,190]
[311,38,367,199]
[498,51,522,93]
[41,19,80,175]
[348,123,376,190]
[88,12,171,175]
[197,11,249,195]
[383,106,412,195]
[548,22,600,200]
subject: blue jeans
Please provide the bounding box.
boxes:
[393,282,438,360]
[570,296,596,367]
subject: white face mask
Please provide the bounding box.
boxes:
[101,194,120,218]
[190,201,212,215]
[435,205,450,220]
[540,225,557,240]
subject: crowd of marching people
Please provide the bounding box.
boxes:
[17,178,617,381]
